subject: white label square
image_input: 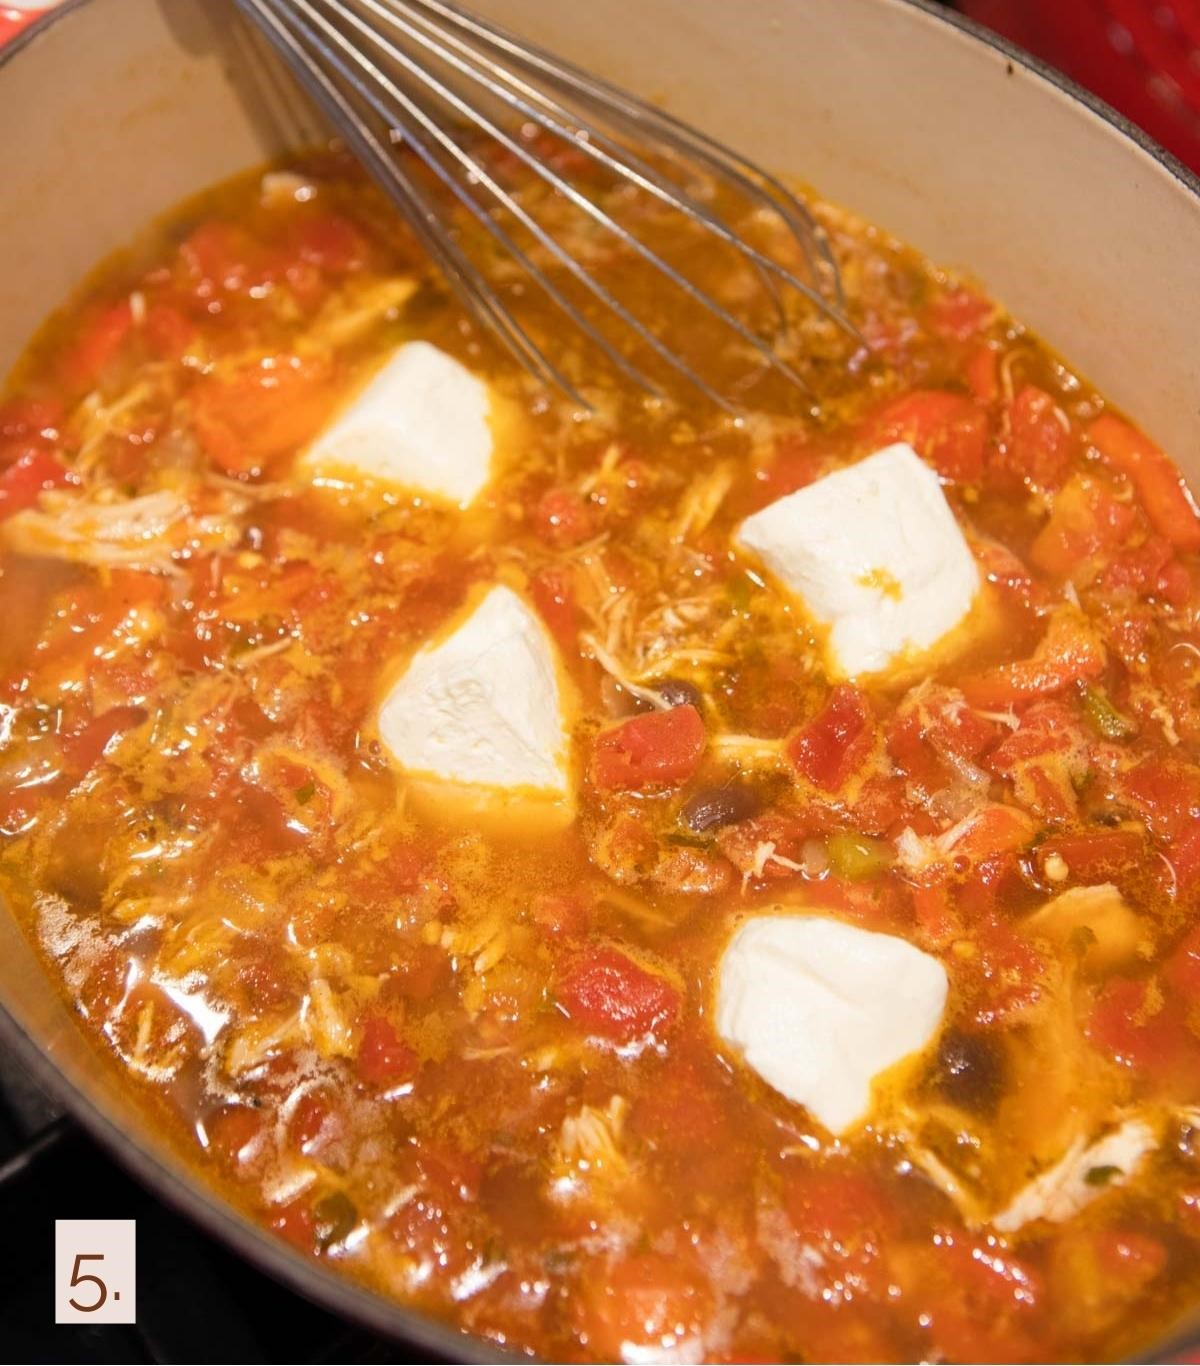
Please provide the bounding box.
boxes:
[54,1219,136,1324]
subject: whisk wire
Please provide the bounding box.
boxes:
[235,0,856,409]
[342,0,822,394]
[281,0,733,405]
[246,0,585,399]
[306,0,809,406]
[354,0,833,333]
[403,0,848,312]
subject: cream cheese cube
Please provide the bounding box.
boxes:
[302,341,494,507]
[715,913,948,1135]
[378,586,569,796]
[735,443,979,677]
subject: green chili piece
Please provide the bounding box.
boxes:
[826,832,893,881]
[1082,687,1134,741]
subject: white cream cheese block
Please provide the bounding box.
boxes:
[302,340,495,507]
[715,912,949,1134]
[378,585,569,796]
[736,443,980,677]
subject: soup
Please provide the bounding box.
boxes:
[3,142,1200,1362]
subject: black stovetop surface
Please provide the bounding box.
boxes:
[0,1048,432,1365]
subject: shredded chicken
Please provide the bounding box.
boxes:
[992,1116,1157,1233]
[671,461,735,542]
[3,486,246,571]
[553,1095,629,1183]
[300,276,418,352]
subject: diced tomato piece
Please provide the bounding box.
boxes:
[933,694,1000,761]
[1100,536,1170,597]
[991,385,1074,491]
[0,395,64,446]
[414,1144,482,1204]
[960,610,1106,708]
[225,778,307,862]
[888,685,1000,792]
[589,809,659,885]
[590,704,705,792]
[533,487,594,548]
[1117,756,1200,843]
[1164,925,1200,998]
[1156,557,1193,607]
[179,221,266,294]
[356,1016,418,1086]
[912,878,958,948]
[789,684,875,793]
[864,389,988,483]
[986,700,1089,823]
[784,1162,892,1246]
[205,1104,267,1168]
[232,951,297,1010]
[1094,1229,1168,1284]
[827,774,911,845]
[285,213,367,274]
[270,1196,316,1253]
[717,808,828,881]
[965,344,1001,404]
[1035,828,1146,885]
[1086,977,1190,1076]
[391,943,452,1003]
[919,1228,1042,1363]
[1088,413,1200,553]
[189,355,336,475]
[1049,1225,1168,1344]
[942,804,1038,864]
[288,1090,343,1156]
[1096,604,1155,674]
[1030,474,1138,579]
[0,448,74,520]
[385,1154,487,1282]
[1166,825,1200,900]
[574,1250,713,1364]
[60,705,146,775]
[986,700,1082,770]
[651,843,734,898]
[631,1048,731,1153]
[1098,534,1192,606]
[887,711,946,791]
[973,539,1052,614]
[557,947,679,1044]
[143,302,197,360]
[780,1162,894,1302]
[750,432,826,508]
[931,285,996,341]
[531,891,589,939]
[965,911,1046,1024]
[530,564,577,645]
[59,301,134,390]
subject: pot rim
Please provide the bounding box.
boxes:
[2,1,1198,1361]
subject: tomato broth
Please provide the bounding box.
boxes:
[3,144,1200,1362]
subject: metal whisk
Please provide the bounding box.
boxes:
[233,0,854,410]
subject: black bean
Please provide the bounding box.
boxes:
[313,1191,358,1249]
[682,783,762,834]
[656,677,702,709]
[931,1030,1005,1115]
